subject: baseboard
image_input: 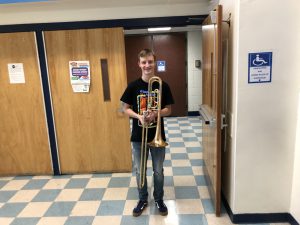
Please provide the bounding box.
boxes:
[289,214,300,225]
[188,111,200,116]
[221,193,299,225]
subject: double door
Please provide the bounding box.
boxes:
[0,28,131,175]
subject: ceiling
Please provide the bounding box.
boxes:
[0,0,213,31]
[0,0,210,11]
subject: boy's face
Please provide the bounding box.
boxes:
[138,55,155,76]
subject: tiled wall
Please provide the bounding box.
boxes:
[187,30,202,112]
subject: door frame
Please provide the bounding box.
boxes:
[200,5,223,216]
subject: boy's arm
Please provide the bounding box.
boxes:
[122,102,144,125]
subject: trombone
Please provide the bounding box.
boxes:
[139,76,168,189]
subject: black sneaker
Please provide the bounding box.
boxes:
[155,200,168,216]
[132,200,148,217]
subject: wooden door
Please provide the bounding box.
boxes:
[125,33,187,116]
[44,28,132,174]
[200,5,223,216]
[125,35,152,83]
[153,33,187,116]
[0,32,52,176]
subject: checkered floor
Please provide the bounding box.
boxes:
[0,117,290,225]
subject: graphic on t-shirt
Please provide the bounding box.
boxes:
[137,89,159,127]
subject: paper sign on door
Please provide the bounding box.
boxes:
[69,61,91,92]
[8,63,25,84]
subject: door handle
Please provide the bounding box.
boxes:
[221,114,228,129]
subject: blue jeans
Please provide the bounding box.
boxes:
[132,142,165,202]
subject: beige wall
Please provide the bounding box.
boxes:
[291,94,300,222]
[187,30,203,111]
[218,0,239,211]
[219,0,300,221]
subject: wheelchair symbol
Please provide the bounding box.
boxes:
[253,54,268,66]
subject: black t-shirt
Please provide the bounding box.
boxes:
[120,77,174,142]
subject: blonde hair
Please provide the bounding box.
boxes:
[138,48,156,61]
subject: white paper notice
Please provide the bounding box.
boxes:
[8,63,25,84]
[72,84,90,93]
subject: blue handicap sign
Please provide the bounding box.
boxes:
[157,61,166,72]
[157,61,165,66]
[248,52,272,83]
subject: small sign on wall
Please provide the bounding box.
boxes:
[248,52,272,83]
[157,61,166,72]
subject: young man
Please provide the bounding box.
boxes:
[120,49,174,217]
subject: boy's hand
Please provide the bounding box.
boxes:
[144,110,157,124]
